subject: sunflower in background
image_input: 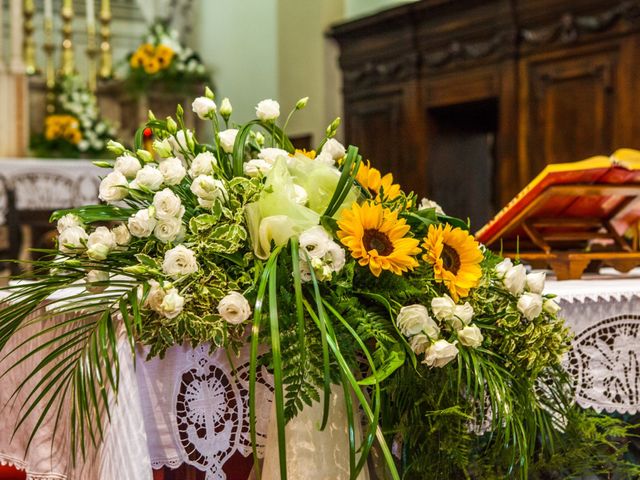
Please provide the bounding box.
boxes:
[44,115,82,145]
[356,161,402,201]
[422,223,483,301]
[337,201,421,277]
[155,44,175,68]
[129,43,175,74]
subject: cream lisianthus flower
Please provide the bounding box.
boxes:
[457,324,483,348]
[112,224,131,246]
[58,225,88,253]
[191,96,216,120]
[159,157,187,186]
[543,298,561,315]
[423,339,458,368]
[217,291,252,325]
[189,152,217,178]
[409,334,430,355]
[154,217,183,243]
[99,171,128,203]
[146,280,166,312]
[320,138,346,161]
[128,209,157,238]
[56,213,83,233]
[159,288,185,319]
[255,99,280,121]
[86,226,117,261]
[504,264,527,295]
[299,226,332,259]
[162,245,198,278]
[244,159,272,177]
[114,154,142,179]
[518,292,543,320]
[134,165,164,191]
[396,305,439,338]
[153,188,185,220]
[526,272,546,294]
[220,98,232,117]
[218,129,238,153]
[190,175,227,203]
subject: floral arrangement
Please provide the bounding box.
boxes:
[3,90,639,479]
[31,75,117,158]
[125,22,208,94]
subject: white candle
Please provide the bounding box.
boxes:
[44,0,53,20]
[86,0,95,28]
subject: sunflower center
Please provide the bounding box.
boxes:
[363,229,394,256]
[441,243,461,274]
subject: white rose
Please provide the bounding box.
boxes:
[86,226,117,261]
[543,298,561,315]
[162,245,198,278]
[255,99,280,121]
[457,324,483,348]
[220,97,232,117]
[495,258,513,279]
[58,225,88,253]
[258,147,290,165]
[128,209,157,238]
[217,291,252,325]
[504,264,527,295]
[112,224,131,246]
[449,302,474,330]
[169,130,194,155]
[418,198,444,215]
[153,188,185,220]
[189,151,217,178]
[299,226,331,259]
[396,305,439,338]
[320,138,346,161]
[324,243,345,272]
[146,280,166,312]
[190,175,227,202]
[423,339,459,368]
[160,288,185,319]
[114,154,142,179]
[154,217,183,243]
[57,213,82,233]
[99,171,128,203]
[244,159,272,177]
[431,295,456,321]
[191,96,216,120]
[159,157,186,186]
[517,292,543,321]
[135,165,164,191]
[218,129,238,153]
[409,334,430,355]
[86,269,109,293]
[526,271,546,294]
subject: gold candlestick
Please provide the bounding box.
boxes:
[43,17,56,113]
[22,0,37,74]
[99,0,112,79]
[86,23,98,91]
[60,0,75,76]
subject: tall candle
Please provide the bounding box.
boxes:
[44,0,53,20]
[86,0,95,28]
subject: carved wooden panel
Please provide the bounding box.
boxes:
[522,47,618,177]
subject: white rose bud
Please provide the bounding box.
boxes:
[495,258,513,279]
[517,292,543,321]
[396,305,439,338]
[189,151,217,178]
[295,96,309,110]
[106,140,125,155]
[162,245,198,278]
[87,243,110,261]
[86,269,109,293]
[86,226,117,261]
[128,209,157,238]
[423,339,459,368]
[431,295,456,322]
[258,147,289,165]
[299,226,331,259]
[153,188,185,220]
[159,157,187,186]
[112,224,131,246]
[255,99,280,121]
[218,129,238,154]
[154,217,183,243]
[99,171,128,203]
[57,213,83,233]
[220,97,232,117]
[543,298,561,315]
[504,264,527,295]
[409,334,430,355]
[191,96,217,120]
[217,291,252,325]
[153,138,173,158]
[160,288,185,319]
[134,165,164,191]
[244,159,272,177]
[136,149,153,164]
[526,271,546,294]
[457,324,483,348]
[58,225,88,253]
[190,175,227,202]
[321,138,346,161]
[114,154,142,179]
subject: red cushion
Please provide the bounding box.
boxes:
[0,465,26,480]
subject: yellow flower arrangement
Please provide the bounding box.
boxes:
[422,223,483,301]
[129,43,175,74]
[355,161,402,201]
[337,201,421,277]
[44,115,82,145]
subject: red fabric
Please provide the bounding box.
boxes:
[0,466,26,480]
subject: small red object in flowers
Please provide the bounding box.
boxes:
[143,127,153,138]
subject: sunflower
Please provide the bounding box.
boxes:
[337,201,421,277]
[293,148,316,159]
[144,58,161,75]
[155,44,175,69]
[422,224,483,301]
[355,161,402,201]
[130,52,144,69]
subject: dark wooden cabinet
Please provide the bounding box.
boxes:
[329,0,640,229]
